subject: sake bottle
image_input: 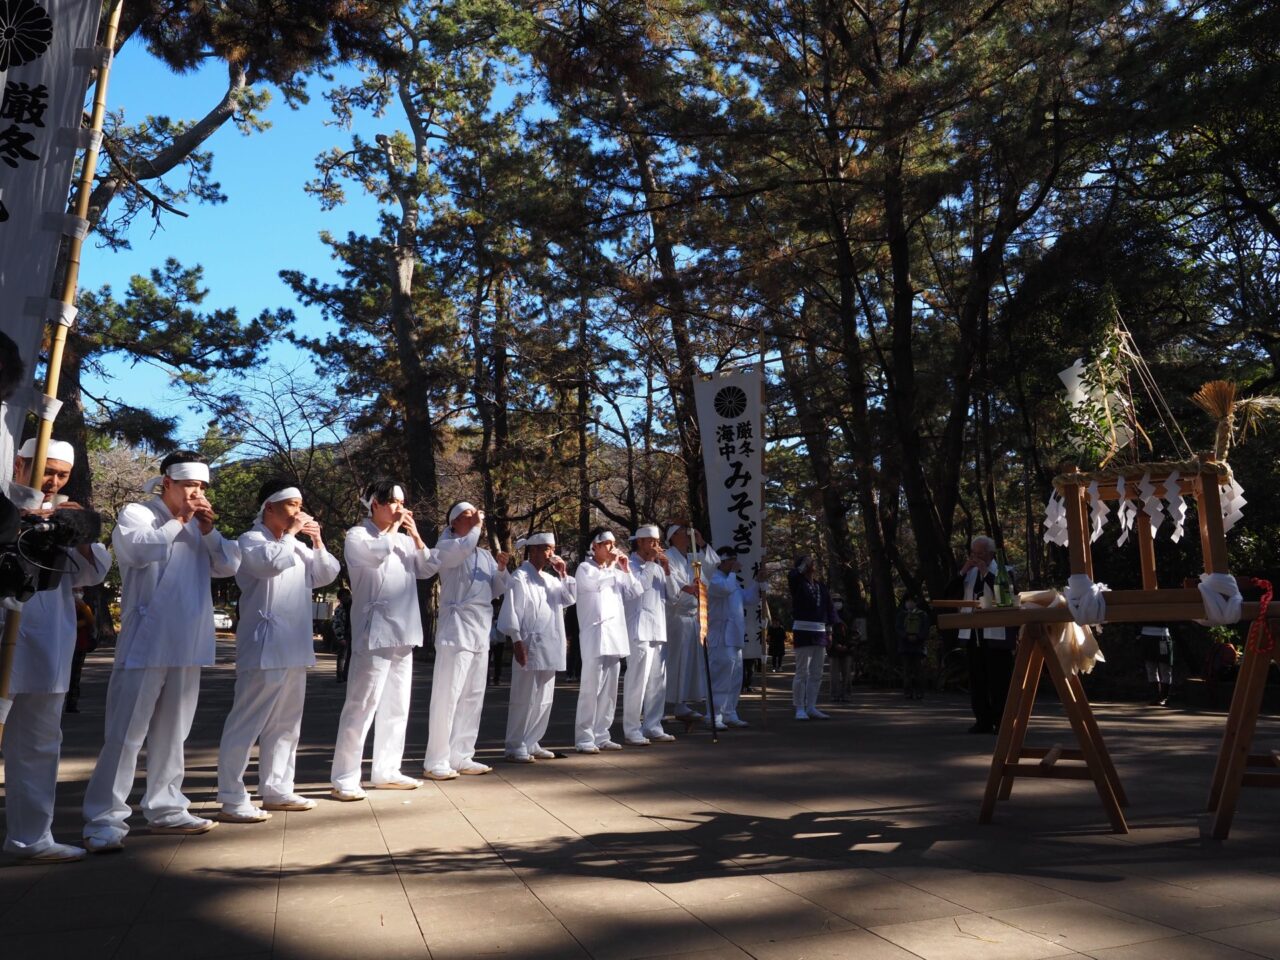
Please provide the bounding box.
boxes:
[995,549,1014,608]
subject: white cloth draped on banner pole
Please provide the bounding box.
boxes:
[694,367,765,659]
[0,0,104,480]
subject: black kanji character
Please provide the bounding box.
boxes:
[736,422,753,440]
[715,424,735,444]
[718,442,737,459]
[738,439,754,456]
[0,124,38,168]
[1,82,48,126]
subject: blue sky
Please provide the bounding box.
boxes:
[79,48,388,443]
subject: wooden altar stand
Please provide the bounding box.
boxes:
[939,459,1264,835]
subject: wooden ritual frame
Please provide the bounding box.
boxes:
[938,458,1264,835]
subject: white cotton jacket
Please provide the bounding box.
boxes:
[424,526,510,652]
[235,523,341,670]
[7,543,111,694]
[664,546,720,624]
[574,559,643,659]
[625,554,680,646]
[706,568,761,649]
[345,519,433,652]
[496,561,576,672]
[112,498,242,669]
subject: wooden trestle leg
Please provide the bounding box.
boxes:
[1209,635,1280,841]
[979,622,1129,833]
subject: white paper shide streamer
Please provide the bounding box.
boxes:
[1042,492,1069,547]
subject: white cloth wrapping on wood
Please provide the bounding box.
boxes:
[1197,572,1243,626]
[1065,574,1108,627]
[1022,589,1106,676]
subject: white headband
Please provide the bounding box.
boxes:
[146,460,211,494]
[258,487,302,518]
[666,524,684,542]
[168,462,211,484]
[523,532,555,547]
[630,524,661,541]
[592,530,616,545]
[449,501,478,523]
[18,438,75,466]
[362,485,405,512]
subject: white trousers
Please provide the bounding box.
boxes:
[709,645,742,723]
[504,668,556,757]
[623,641,668,739]
[423,645,488,773]
[330,646,413,791]
[669,619,707,704]
[217,666,307,806]
[2,692,65,855]
[793,646,827,711]
[575,654,621,748]
[83,666,202,841]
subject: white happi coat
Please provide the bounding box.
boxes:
[624,555,679,645]
[235,523,341,669]
[574,559,642,659]
[7,543,111,694]
[344,519,434,651]
[706,568,760,649]
[112,499,241,668]
[425,526,510,650]
[497,561,577,671]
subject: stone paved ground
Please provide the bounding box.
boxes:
[3,642,1280,960]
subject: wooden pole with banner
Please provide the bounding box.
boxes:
[694,553,717,744]
[0,0,123,748]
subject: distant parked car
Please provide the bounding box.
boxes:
[213,610,234,631]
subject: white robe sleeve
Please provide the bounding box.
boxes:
[491,564,512,599]
[111,502,183,568]
[203,529,242,578]
[308,545,342,589]
[548,574,576,608]
[240,533,302,578]
[70,542,112,588]
[345,525,396,569]
[497,575,526,643]
[424,526,482,575]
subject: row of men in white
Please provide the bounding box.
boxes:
[2,449,765,859]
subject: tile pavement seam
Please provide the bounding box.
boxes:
[367,793,433,958]
[104,828,184,960]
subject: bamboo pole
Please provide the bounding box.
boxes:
[0,0,124,748]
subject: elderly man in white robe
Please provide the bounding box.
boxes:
[574,529,643,753]
[82,450,241,852]
[2,438,111,862]
[330,479,434,799]
[499,532,575,763]
[216,479,340,822]
[663,524,718,721]
[706,546,767,730]
[422,501,510,780]
[621,525,681,745]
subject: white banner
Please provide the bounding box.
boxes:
[0,0,102,481]
[695,367,765,658]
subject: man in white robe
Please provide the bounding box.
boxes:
[573,530,642,752]
[2,439,111,861]
[664,524,718,719]
[498,532,575,762]
[216,479,340,822]
[82,451,241,852]
[622,525,680,745]
[706,547,766,730]
[422,501,510,780]
[330,479,433,799]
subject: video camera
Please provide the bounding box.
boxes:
[0,507,103,602]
